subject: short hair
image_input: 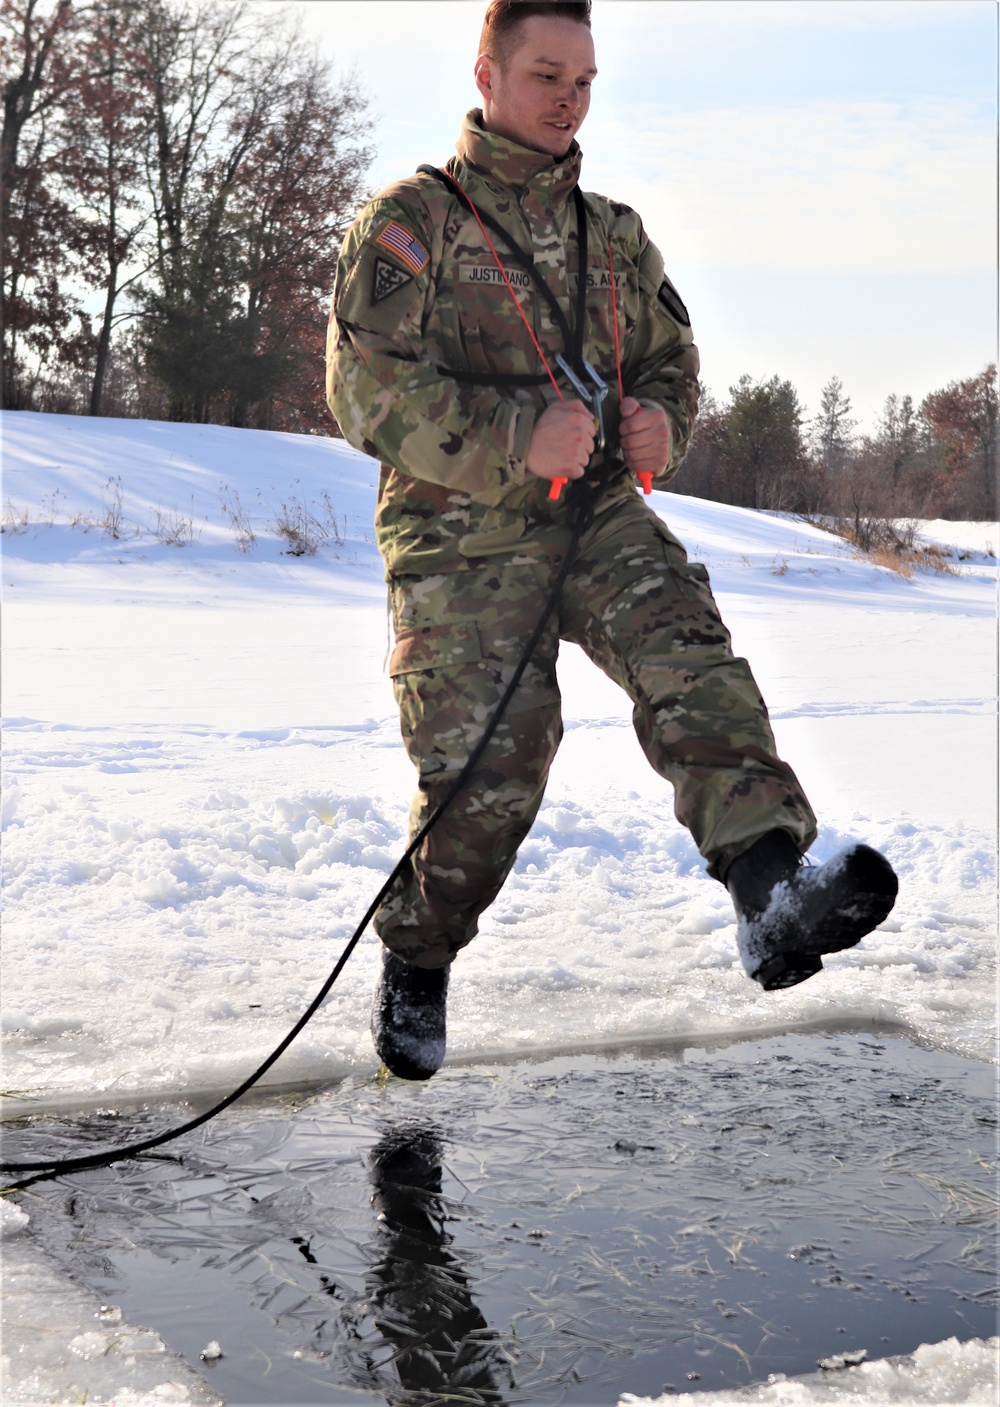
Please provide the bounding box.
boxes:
[479,1,592,70]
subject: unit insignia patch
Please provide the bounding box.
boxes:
[657,277,690,328]
[372,257,413,304]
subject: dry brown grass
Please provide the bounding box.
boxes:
[830,515,960,577]
[868,543,914,576]
[863,542,958,577]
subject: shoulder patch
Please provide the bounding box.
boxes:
[657,276,690,328]
[375,220,430,276]
[372,257,413,304]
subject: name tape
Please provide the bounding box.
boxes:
[458,266,626,290]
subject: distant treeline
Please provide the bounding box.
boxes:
[4,3,995,521]
[3,0,372,432]
[669,368,997,524]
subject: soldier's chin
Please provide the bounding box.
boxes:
[537,124,575,156]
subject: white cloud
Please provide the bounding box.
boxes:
[585,101,994,274]
[592,0,986,42]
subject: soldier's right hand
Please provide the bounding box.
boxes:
[525,400,595,481]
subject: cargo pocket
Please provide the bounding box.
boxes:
[389,622,483,678]
[388,622,491,775]
[641,514,717,606]
[644,511,692,566]
[669,558,714,605]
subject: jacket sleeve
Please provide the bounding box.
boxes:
[624,230,701,483]
[326,195,537,498]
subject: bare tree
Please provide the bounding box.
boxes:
[1,0,82,406]
[60,0,156,414]
[665,388,727,501]
[134,1,371,425]
[921,364,998,519]
[224,51,372,430]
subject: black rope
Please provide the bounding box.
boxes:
[1,174,611,1193]
[1,510,596,1190]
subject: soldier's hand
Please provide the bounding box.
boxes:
[526,400,595,481]
[620,397,673,480]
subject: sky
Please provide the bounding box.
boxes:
[268,0,996,433]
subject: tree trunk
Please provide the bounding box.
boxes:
[89,267,118,415]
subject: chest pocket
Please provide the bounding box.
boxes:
[447,243,539,379]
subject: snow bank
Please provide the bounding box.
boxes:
[917,519,998,560]
[619,1336,1000,1405]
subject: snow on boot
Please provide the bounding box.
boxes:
[726,830,898,992]
[372,949,449,1081]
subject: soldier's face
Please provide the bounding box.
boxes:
[476,16,597,158]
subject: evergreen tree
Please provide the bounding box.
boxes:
[721,374,810,511]
[812,375,857,475]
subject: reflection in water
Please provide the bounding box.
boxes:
[366,1125,510,1405]
[15,1042,994,1404]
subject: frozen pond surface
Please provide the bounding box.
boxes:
[5,1031,997,1405]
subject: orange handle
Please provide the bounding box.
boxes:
[637,472,654,495]
[548,476,567,501]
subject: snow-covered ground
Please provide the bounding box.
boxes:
[3,412,995,1109]
[2,411,997,1405]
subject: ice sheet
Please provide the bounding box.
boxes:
[2,1207,223,1406]
[619,1335,1000,1405]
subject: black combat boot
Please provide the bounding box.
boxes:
[371,949,450,1080]
[726,829,898,992]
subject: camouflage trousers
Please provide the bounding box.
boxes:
[375,494,817,968]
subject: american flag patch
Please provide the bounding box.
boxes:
[375,221,430,276]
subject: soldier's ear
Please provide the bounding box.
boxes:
[474,54,496,103]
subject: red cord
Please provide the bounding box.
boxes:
[459,196,564,403]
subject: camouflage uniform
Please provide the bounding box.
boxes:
[327,111,817,969]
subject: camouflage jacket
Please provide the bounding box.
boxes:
[327,110,700,576]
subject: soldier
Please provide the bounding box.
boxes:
[327,1,897,1081]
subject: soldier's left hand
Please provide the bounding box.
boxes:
[619,398,673,480]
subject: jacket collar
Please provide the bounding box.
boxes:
[455,109,582,206]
